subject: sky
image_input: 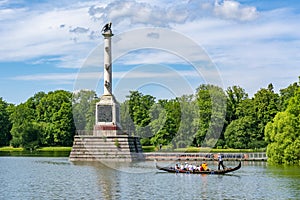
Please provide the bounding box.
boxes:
[0,0,300,104]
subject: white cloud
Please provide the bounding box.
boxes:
[214,0,258,21]
[69,26,89,34]
[0,0,261,64]
[0,3,97,64]
[92,0,188,26]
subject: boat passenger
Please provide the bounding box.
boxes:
[184,162,189,170]
[180,163,185,170]
[194,165,197,171]
[200,165,203,171]
[175,163,180,173]
[188,164,195,171]
[201,162,209,171]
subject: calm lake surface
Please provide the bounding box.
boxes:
[0,157,299,199]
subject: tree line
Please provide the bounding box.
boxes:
[0,90,75,149]
[0,79,299,164]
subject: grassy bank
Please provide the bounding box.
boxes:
[0,146,72,152]
[0,146,72,157]
[0,146,23,152]
[1,146,265,154]
[36,147,72,152]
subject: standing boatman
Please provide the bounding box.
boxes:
[218,153,226,170]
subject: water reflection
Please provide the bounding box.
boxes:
[72,161,124,200]
[36,159,71,165]
[199,174,208,199]
[266,164,300,198]
[1,157,298,199]
[72,161,247,199]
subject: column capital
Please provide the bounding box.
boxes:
[102,30,114,38]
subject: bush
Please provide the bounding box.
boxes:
[10,138,22,148]
[140,138,151,146]
[23,141,39,151]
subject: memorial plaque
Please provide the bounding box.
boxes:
[98,105,112,122]
[116,106,120,123]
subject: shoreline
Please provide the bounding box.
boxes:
[0,146,267,161]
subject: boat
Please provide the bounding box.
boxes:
[156,161,241,175]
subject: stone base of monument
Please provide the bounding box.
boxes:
[93,124,125,136]
[69,134,144,162]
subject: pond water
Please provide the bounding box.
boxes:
[0,157,299,199]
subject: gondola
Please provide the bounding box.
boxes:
[156,161,241,175]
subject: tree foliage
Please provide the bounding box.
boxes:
[279,81,299,111]
[224,116,257,149]
[226,86,248,123]
[265,87,300,165]
[72,90,97,131]
[36,90,75,146]
[10,103,40,149]
[120,100,136,136]
[128,91,155,127]
[252,84,279,147]
[150,99,181,146]
[194,84,226,147]
[9,90,75,148]
[0,98,12,146]
[172,95,198,148]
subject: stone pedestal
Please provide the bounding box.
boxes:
[94,94,124,136]
[69,136,144,162]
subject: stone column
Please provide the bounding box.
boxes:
[102,30,113,95]
[94,23,123,136]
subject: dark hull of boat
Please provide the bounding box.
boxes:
[156,161,241,175]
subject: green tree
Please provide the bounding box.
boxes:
[36,90,75,146]
[224,116,257,149]
[128,91,155,127]
[265,88,300,165]
[279,80,299,111]
[251,83,279,148]
[172,95,198,148]
[120,100,136,136]
[150,99,181,147]
[0,98,12,146]
[10,103,40,149]
[235,98,255,118]
[194,85,226,147]
[26,92,46,113]
[72,90,97,131]
[226,86,248,123]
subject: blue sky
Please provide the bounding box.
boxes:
[0,0,299,104]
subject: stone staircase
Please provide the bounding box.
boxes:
[69,135,144,162]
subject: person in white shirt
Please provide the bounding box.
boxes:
[218,153,226,170]
[184,162,189,170]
